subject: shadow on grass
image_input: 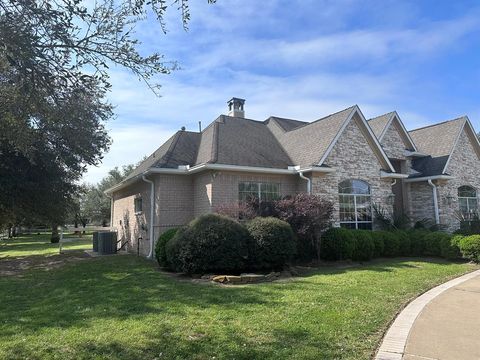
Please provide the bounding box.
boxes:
[0,255,472,360]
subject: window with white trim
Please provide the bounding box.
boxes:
[339,179,372,230]
[458,185,478,220]
[238,182,280,202]
[134,198,143,213]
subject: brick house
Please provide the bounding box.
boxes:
[106,98,480,258]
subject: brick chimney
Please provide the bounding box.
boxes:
[227,97,245,118]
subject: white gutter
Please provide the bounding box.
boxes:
[106,163,337,194]
[428,179,440,224]
[380,171,409,179]
[298,172,312,194]
[404,175,454,183]
[141,175,155,259]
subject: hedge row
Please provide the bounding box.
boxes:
[155,217,480,274]
[321,228,470,261]
[157,214,296,274]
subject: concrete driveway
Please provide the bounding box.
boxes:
[404,274,480,360]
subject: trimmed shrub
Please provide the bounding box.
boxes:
[165,214,250,274]
[165,227,188,272]
[246,217,296,269]
[409,230,429,256]
[351,230,375,261]
[383,231,401,257]
[424,232,450,257]
[458,235,480,262]
[370,231,385,257]
[321,227,355,261]
[155,228,179,267]
[396,231,411,256]
[441,234,462,260]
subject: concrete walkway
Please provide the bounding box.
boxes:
[376,269,480,360]
[404,274,480,360]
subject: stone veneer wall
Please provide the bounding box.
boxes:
[311,116,394,229]
[380,119,410,160]
[436,128,480,231]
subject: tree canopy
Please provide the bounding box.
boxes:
[0,0,215,235]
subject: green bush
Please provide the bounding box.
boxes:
[383,232,400,257]
[155,228,179,267]
[321,227,356,261]
[165,214,250,274]
[396,231,411,256]
[246,217,296,270]
[441,234,462,260]
[165,227,188,272]
[370,231,385,257]
[351,230,375,261]
[458,235,480,262]
[424,232,450,257]
[409,230,429,256]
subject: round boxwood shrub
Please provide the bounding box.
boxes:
[321,227,355,261]
[351,230,375,261]
[424,232,450,257]
[409,230,429,256]
[166,214,250,274]
[383,232,400,257]
[370,231,385,258]
[246,217,296,270]
[396,231,411,256]
[155,228,179,267]
[458,235,480,262]
[441,234,462,260]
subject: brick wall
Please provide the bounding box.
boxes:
[211,171,299,209]
[112,180,150,256]
[312,115,394,229]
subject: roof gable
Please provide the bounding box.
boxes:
[266,106,357,168]
[368,112,417,151]
[442,117,480,174]
[318,106,394,171]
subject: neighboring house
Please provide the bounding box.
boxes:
[106,98,480,257]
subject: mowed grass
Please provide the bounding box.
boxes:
[0,235,477,359]
[0,232,93,258]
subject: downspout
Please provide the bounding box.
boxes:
[105,193,114,229]
[428,179,440,224]
[298,172,312,195]
[142,175,155,259]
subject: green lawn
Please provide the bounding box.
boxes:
[0,232,93,258]
[0,235,477,359]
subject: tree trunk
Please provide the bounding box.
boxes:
[51,224,60,243]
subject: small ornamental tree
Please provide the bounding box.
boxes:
[273,194,334,260]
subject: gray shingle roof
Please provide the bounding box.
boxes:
[408,117,466,176]
[266,116,307,131]
[409,118,465,158]
[124,131,201,181]
[368,112,394,138]
[269,106,356,167]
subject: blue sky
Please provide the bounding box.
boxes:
[84,0,480,183]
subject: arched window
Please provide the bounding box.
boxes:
[458,185,478,220]
[339,179,372,230]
